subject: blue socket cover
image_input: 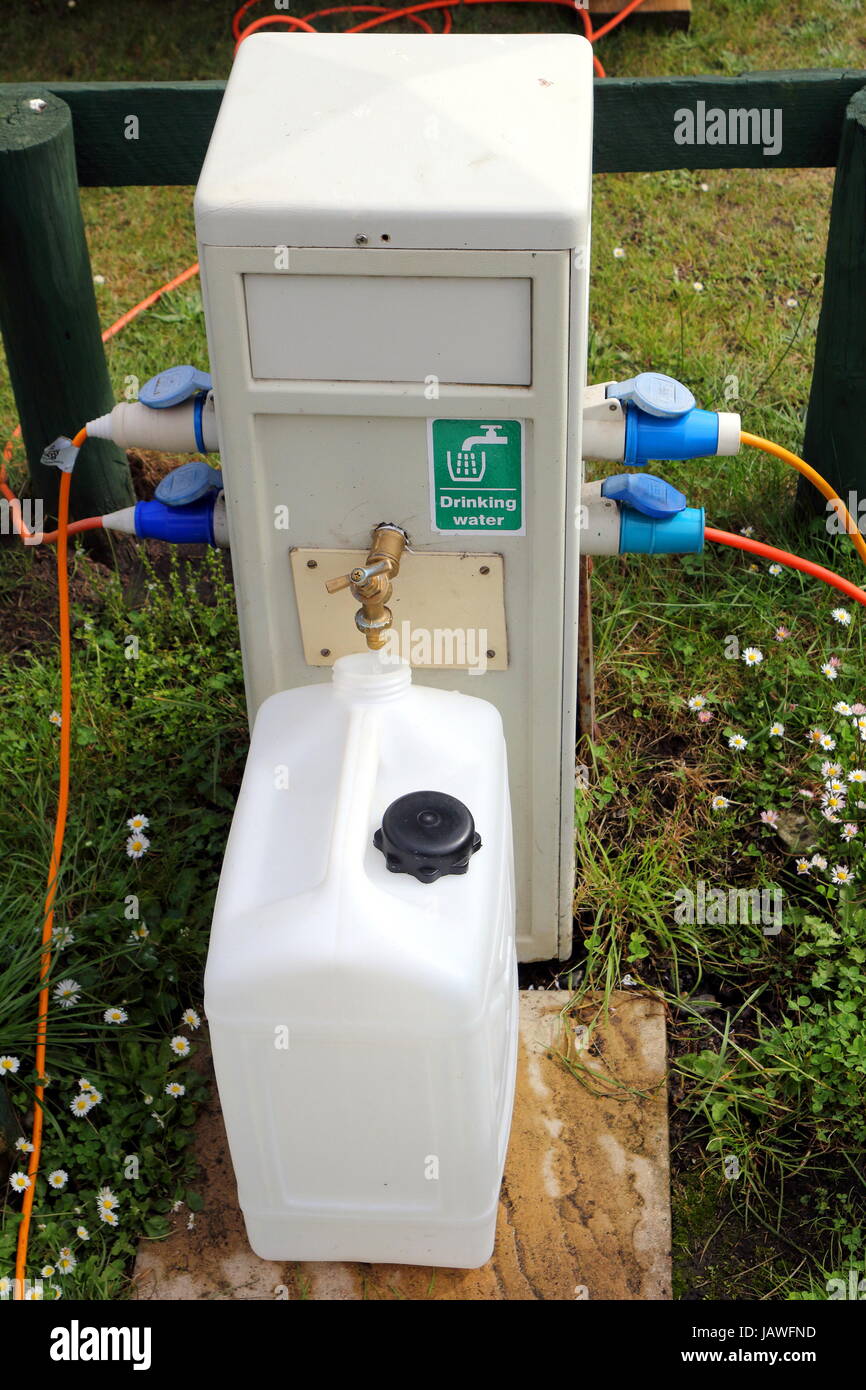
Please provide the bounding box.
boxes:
[601,472,687,520]
[155,459,223,507]
[139,365,213,409]
[606,373,696,419]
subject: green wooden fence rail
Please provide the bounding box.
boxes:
[2,69,865,519]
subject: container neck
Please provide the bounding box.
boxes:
[331,652,412,703]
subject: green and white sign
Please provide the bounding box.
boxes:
[428,419,525,535]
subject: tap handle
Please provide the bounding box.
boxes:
[325,559,388,594]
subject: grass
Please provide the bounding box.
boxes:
[1,0,866,1301]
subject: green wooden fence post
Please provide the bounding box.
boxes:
[800,86,866,528]
[0,85,132,521]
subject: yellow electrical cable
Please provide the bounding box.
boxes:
[740,431,866,571]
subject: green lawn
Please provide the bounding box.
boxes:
[2,0,866,1301]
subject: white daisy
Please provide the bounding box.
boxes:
[103,1007,128,1025]
[831,608,852,626]
[126,814,150,832]
[169,1036,191,1058]
[0,1056,20,1075]
[742,647,764,667]
[728,734,748,751]
[53,979,81,1009]
[47,1170,68,1190]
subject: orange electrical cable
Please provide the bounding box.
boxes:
[233,0,650,77]
[705,526,866,609]
[12,435,81,1299]
[0,262,200,543]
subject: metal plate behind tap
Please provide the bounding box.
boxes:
[290,548,508,670]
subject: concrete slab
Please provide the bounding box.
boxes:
[133,990,670,1301]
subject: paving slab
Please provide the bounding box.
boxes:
[134,989,670,1301]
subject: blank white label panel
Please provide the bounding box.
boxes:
[244,274,532,385]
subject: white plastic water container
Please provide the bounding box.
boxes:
[205,653,518,1268]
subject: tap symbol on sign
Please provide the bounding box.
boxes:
[445,424,507,483]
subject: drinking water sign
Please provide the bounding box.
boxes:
[428,419,525,534]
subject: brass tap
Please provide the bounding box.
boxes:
[325,523,408,650]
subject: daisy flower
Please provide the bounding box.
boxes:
[774,626,791,641]
[126,834,150,860]
[795,859,811,875]
[841,824,858,842]
[126,813,150,832]
[687,695,708,711]
[56,1255,76,1275]
[53,979,81,1009]
[86,1090,103,1106]
[0,1056,20,1075]
[728,734,748,751]
[169,1036,191,1058]
[47,1170,68,1190]
[819,734,837,751]
[742,647,764,667]
[24,1286,43,1300]
[822,793,847,813]
[180,1009,201,1030]
[53,925,75,950]
[848,769,866,785]
[0,1277,10,1296]
[769,722,785,737]
[10,1172,31,1193]
[78,1078,94,1092]
[760,810,779,827]
[830,864,854,885]
[103,1007,128,1025]
[711,794,730,811]
[810,854,828,871]
[14,1138,34,1153]
[809,728,826,745]
[613,246,625,259]
[821,761,843,779]
[740,526,755,538]
[821,662,839,681]
[96,1187,118,1213]
[831,608,852,626]
[76,1226,90,1241]
[825,779,846,795]
[165,1082,186,1098]
[69,1093,95,1118]
[99,1208,119,1228]
[697,710,713,723]
[41,1266,56,1279]
[128,924,150,942]
[768,564,782,575]
[49,710,62,728]
[834,701,853,717]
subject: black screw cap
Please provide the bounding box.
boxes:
[373,791,482,883]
